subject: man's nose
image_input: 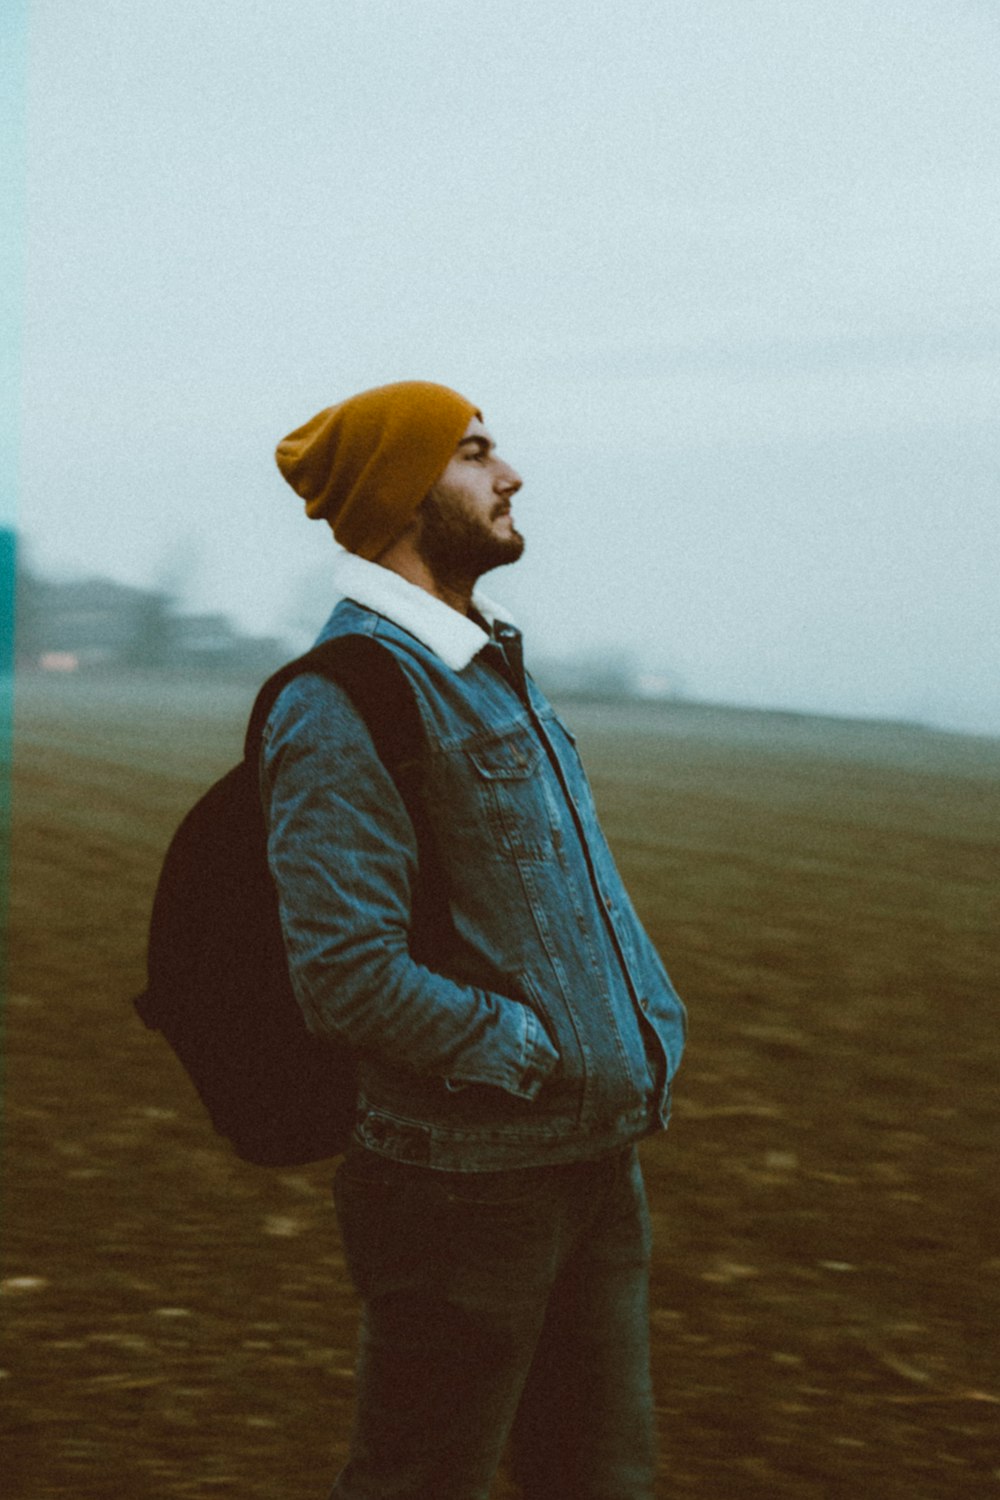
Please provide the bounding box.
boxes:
[495,461,522,495]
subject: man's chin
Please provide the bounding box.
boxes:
[415,511,524,582]
[482,534,525,571]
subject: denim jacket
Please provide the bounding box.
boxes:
[261,552,687,1170]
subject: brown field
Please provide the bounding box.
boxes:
[3,674,999,1498]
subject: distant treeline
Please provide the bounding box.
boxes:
[7,528,683,699]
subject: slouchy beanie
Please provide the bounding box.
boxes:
[274,380,480,560]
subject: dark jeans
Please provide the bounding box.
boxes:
[329,1142,656,1500]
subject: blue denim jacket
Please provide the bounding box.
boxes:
[261,584,687,1171]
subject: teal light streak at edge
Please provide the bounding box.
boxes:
[1,0,30,1196]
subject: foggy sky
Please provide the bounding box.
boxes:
[11,0,1000,733]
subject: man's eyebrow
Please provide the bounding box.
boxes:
[456,434,494,452]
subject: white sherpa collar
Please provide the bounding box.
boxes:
[330,549,517,672]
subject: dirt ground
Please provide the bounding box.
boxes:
[3,674,999,1498]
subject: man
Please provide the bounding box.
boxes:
[267,380,687,1500]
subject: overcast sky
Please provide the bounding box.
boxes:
[10,0,1000,733]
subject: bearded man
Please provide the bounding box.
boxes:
[267,380,688,1500]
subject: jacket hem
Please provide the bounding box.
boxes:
[351,1094,668,1171]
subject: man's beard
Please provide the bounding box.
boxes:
[416,490,525,587]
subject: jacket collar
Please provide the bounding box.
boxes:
[330,549,517,672]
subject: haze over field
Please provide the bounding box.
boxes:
[7,1,1000,733]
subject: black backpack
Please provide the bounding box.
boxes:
[133,634,425,1167]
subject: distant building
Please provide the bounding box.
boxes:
[16,571,169,669]
[14,553,287,678]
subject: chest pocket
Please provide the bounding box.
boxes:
[465,728,553,864]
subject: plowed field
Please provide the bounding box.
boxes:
[4,675,999,1498]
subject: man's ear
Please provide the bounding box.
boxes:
[374,508,424,567]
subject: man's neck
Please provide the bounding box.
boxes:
[375,544,475,618]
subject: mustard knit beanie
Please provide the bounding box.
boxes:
[275,380,480,560]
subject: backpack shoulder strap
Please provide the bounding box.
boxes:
[248,631,450,960]
[244,633,424,783]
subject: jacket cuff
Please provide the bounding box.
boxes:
[510,1006,560,1102]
